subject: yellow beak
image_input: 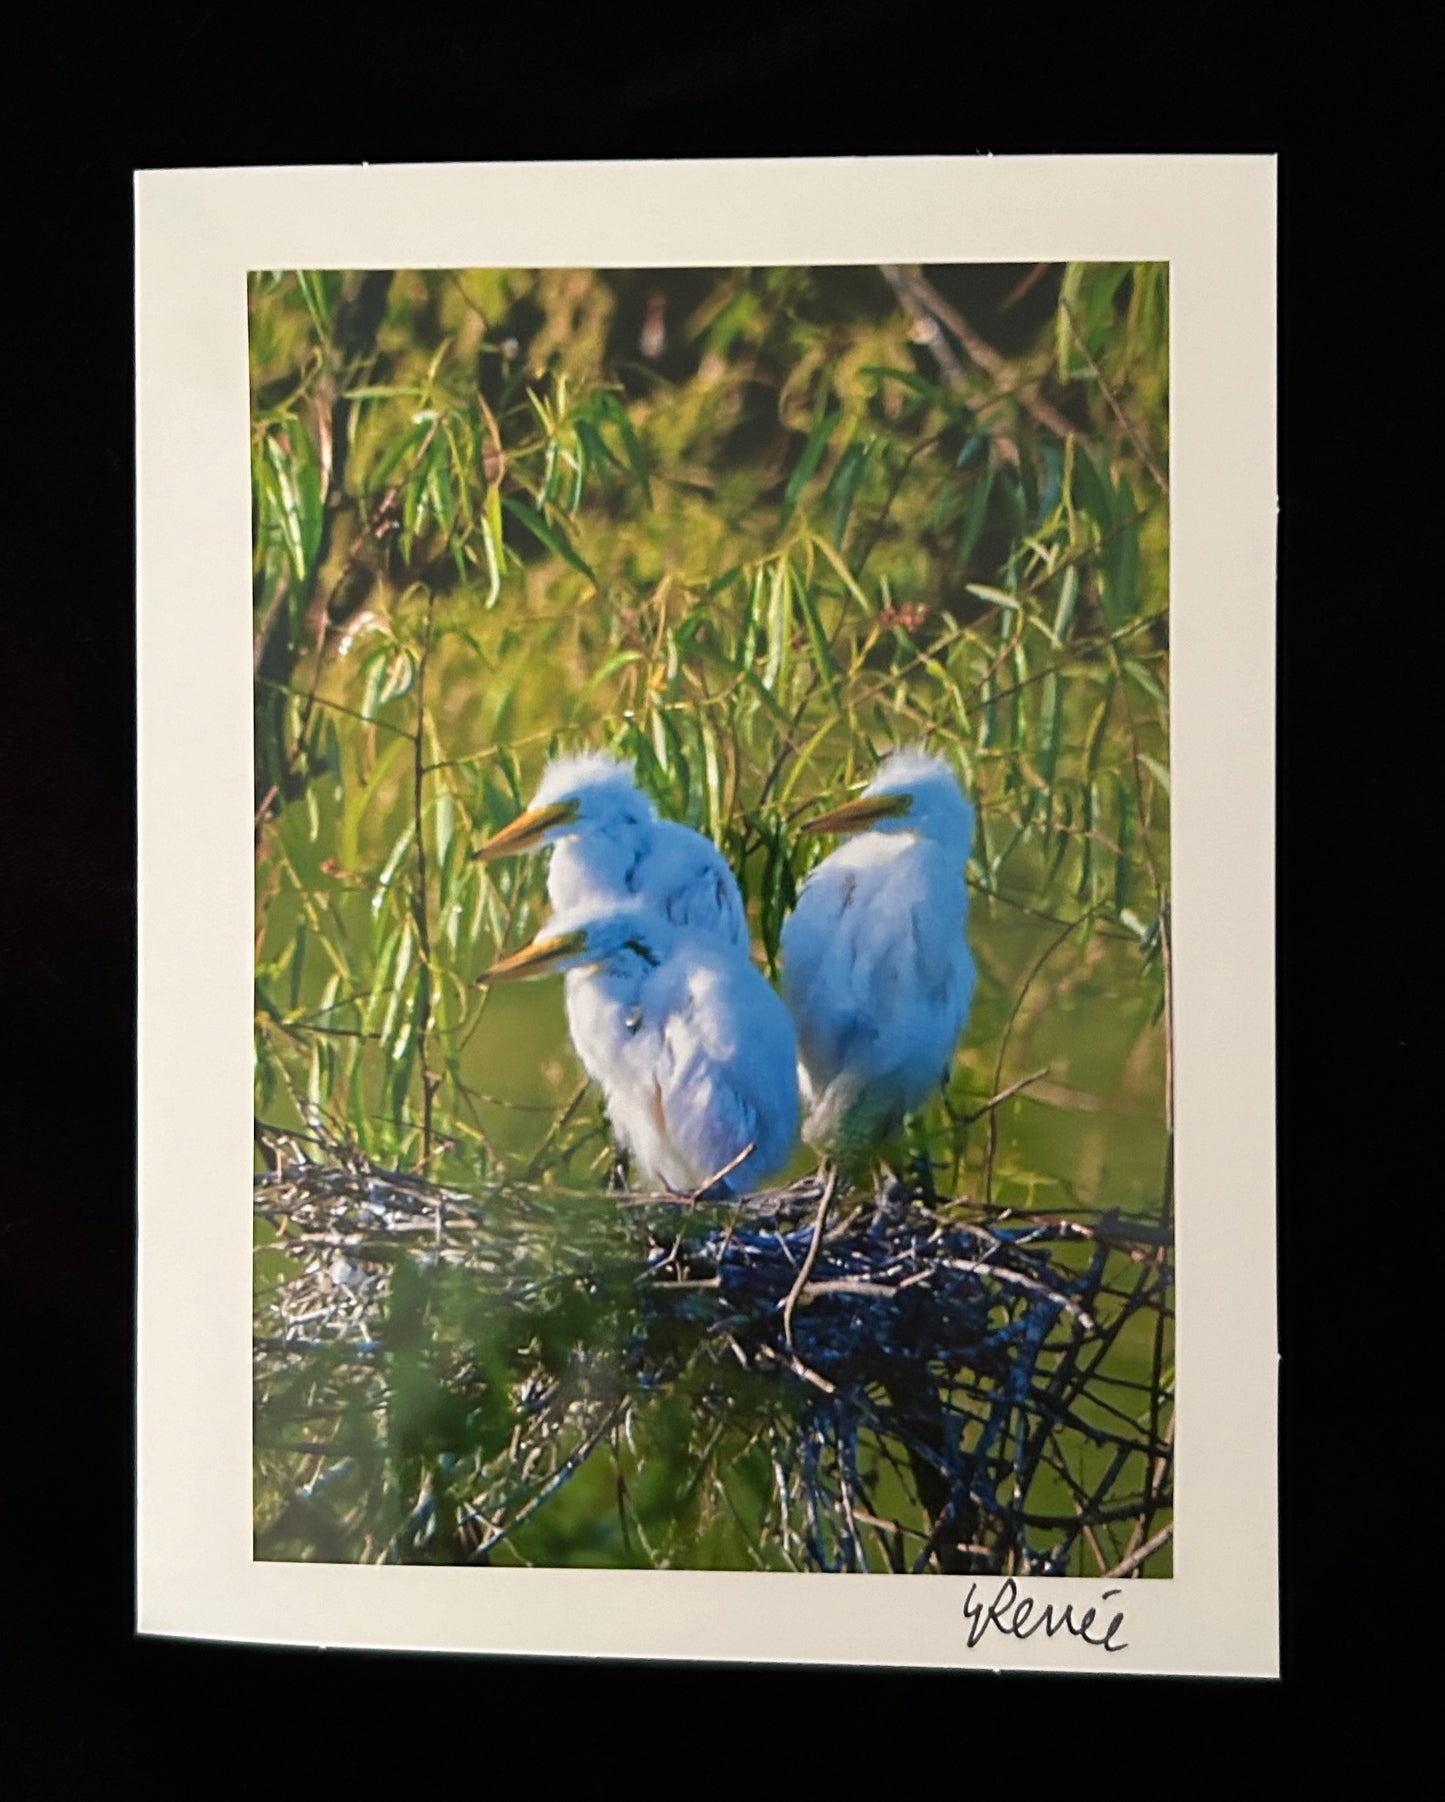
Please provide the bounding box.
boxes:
[800,790,913,836]
[472,798,580,862]
[476,928,589,985]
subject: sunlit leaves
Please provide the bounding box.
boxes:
[253,261,1170,1209]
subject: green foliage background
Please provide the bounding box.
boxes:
[251,262,1172,1572]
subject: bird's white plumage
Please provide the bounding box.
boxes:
[532,905,800,1194]
[781,749,976,1157]
[527,752,747,951]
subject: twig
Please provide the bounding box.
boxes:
[1059,295,1169,496]
[647,1140,759,1278]
[961,1067,1050,1125]
[885,265,1079,442]
[781,1164,839,1355]
[691,1141,759,1199]
[520,1081,590,1182]
[998,263,1052,314]
[463,1401,626,1564]
[1127,1404,1176,1561]
[935,1252,1095,1330]
[984,911,1096,1204]
[1106,1520,1173,1578]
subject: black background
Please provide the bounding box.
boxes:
[5,5,1409,1777]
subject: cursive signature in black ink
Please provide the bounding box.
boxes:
[961,1579,1129,1653]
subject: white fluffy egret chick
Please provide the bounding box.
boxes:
[780,749,975,1167]
[478,903,799,1196]
[474,751,746,953]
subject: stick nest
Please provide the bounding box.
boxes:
[253,1136,1173,1575]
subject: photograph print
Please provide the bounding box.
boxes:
[251,261,1173,1576]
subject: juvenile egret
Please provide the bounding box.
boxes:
[478,903,799,1196]
[780,749,975,1168]
[474,752,746,953]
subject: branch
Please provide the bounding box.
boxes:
[884,264,1079,443]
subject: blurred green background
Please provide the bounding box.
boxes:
[251,262,1172,1573]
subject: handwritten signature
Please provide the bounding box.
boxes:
[962,1578,1129,1653]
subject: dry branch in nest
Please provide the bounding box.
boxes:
[253,1135,1173,1575]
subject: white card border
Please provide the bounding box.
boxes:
[136,156,1277,1675]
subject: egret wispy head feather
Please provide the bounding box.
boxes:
[473,749,748,952]
[782,747,975,1163]
[475,751,654,863]
[803,748,974,849]
[529,750,652,819]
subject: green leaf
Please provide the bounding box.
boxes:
[1114,775,1135,915]
[821,438,870,547]
[585,650,644,693]
[1072,444,1116,535]
[500,498,597,584]
[371,823,418,949]
[295,269,334,338]
[763,561,792,694]
[574,418,621,486]
[1057,262,1085,379]
[1123,658,1168,705]
[379,926,415,1052]
[341,735,408,871]
[693,570,740,613]
[780,408,838,526]
[484,479,504,554]
[263,434,308,581]
[539,437,560,507]
[699,716,723,843]
[478,506,502,608]
[427,457,456,539]
[809,532,873,616]
[433,787,455,874]
[1101,477,1140,626]
[387,1022,418,1124]
[792,575,841,707]
[440,836,471,948]
[378,649,416,707]
[859,364,951,409]
[369,419,431,490]
[958,455,996,565]
[363,926,404,1035]
[359,648,391,724]
[1051,566,1080,645]
[287,922,308,1013]
[1038,671,1062,789]
[595,393,653,506]
[965,584,1021,612]
[341,384,424,401]
[1082,680,1115,782]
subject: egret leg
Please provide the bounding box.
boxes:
[607,1148,632,1193]
[899,1112,938,1203]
